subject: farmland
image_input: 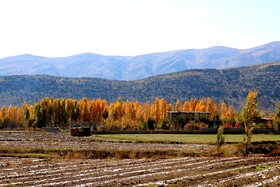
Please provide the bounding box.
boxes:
[1,156,280,186]
[0,131,280,186]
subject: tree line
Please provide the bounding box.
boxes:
[0,96,279,131]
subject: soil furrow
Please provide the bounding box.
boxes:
[192,160,280,187]
[134,158,275,187]
[0,157,199,186]
[0,158,150,181]
[1,157,280,187]
[81,157,254,186]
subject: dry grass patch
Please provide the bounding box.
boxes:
[5,159,14,167]
[220,144,244,156]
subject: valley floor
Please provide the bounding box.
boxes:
[0,131,280,186]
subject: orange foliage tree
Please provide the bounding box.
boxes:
[0,96,239,131]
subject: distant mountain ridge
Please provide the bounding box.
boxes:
[0,61,279,112]
[0,41,280,80]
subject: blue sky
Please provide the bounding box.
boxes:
[0,0,279,58]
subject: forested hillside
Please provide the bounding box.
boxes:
[0,62,279,112]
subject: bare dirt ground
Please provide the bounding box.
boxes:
[0,131,214,152]
[1,156,280,186]
[0,131,280,186]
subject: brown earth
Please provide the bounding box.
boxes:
[0,131,280,186]
[0,131,215,158]
[1,156,280,186]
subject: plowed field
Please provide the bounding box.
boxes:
[0,131,280,186]
[1,156,280,186]
[0,131,214,153]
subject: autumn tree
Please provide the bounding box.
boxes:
[242,91,258,155]
[167,103,173,111]
[194,98,207,112]
[227,106,235,123]
[154,98,161,123]
[1,106,6,118]
[90,98,107,124]
[135,102,144,123]
[189,98,197,111]
[66,99,75,125]
[143,101,151,123]
[79,97,90,122]
[198,98,207,112]
[220,101,227,122]
[160,98,168,121]
[206,98,218,121]
[14,107,22,127]
[175,99,181,112]
[182,101,190,111]
[7,105,15,121]
[122,100,137,130]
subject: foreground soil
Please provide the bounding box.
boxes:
[1,131,280,186]
[1,156,280,186]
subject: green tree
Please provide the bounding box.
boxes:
[22,101,30,128]
[217,125,225,154]
[242,91,258,155]
[171,115,185,130]
[102,108,109,121]
[273,102,280,131]
[145,117,156,130]
[33,102,45,128]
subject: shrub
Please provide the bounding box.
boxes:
[234,122,241,128]
[199,122,207,129]
[173,116,185,129]
[137,122,146,131]
[223,122,232,128]
[145,117,156,130]
[160,120,170,130]
[273,118,280,131]
[97,123,108,131]
[267,122,273,129]
[184,120,200,130]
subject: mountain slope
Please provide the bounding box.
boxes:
[0,62,279,112]
[0,42,280,80]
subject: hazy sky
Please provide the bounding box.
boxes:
[0,0,279,58]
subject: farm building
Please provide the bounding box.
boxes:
[254,117,274,128]
[167,111,211,123]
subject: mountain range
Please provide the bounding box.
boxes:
[0,62,279,112]
[1,41,280,80]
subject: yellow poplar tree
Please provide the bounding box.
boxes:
[242,91,258,154]
[183,101,190,111]
[175,99,181,112]
[206,98,218,121]
[189,98,197,111]
[220,102,227,122]
[227,105,235,122]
